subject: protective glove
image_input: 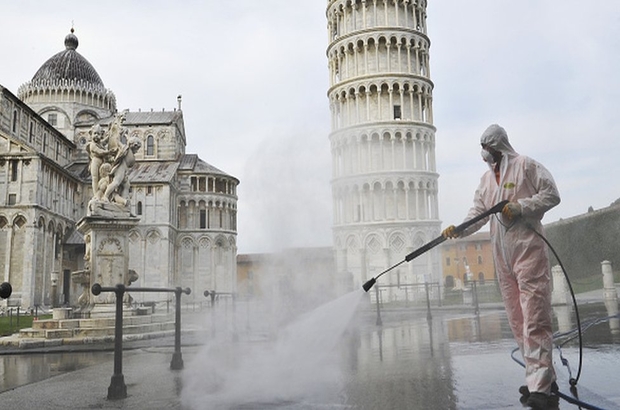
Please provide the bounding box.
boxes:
[502,202,522,220]
[442,225,460,239]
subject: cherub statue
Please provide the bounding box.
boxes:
[103,136,142,205]
[85,124,110,197]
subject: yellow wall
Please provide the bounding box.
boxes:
[440,232,495,286]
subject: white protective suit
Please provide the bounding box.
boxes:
[460,124,561,395]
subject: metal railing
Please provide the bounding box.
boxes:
[91,283,191,400]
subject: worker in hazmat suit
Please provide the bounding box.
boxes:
[442,124,560,409]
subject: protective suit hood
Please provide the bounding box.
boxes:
[480,124,516,157]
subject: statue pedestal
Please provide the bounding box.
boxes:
[77,215,139,317]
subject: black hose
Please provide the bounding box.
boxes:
[526,224,583,386]
[510,347,606,410]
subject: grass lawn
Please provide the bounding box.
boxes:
[0,314,52,336]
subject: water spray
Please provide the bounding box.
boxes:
[362,200,509,292]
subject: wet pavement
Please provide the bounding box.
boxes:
[0,291,619,410]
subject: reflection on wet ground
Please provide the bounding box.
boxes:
[0,351,113,393]
[180,297,620,409]
[341,301,620,410]
[1,300,618,410]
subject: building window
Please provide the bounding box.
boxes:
[478,255,483,265]
[200,209,206,229]
[56,142,60,160]
[12,110,19,133]
[8,194,17,205]
[137,201,143,215]
[146,135,154,156]
[475,243,482,251]
[199,177,206,192]
[215,179,226,193]
[445,257,451,266]
[190,177,197,192]
[29,122,34,143]
[147,186,153,195]
[48,113,57,126]
[43,134,47,152]
[393,105,401,120]
[10,160,18,181]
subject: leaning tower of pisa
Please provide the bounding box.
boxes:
[326,0,441,300]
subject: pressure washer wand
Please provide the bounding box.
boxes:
[362,200,509,292]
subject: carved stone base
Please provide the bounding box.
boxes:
[88,199,132,218]
[77,215,140,315]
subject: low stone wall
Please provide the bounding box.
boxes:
[545,203,620,280]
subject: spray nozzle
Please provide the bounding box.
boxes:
[362,278,376,292]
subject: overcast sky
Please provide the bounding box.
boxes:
[2,1,619,254]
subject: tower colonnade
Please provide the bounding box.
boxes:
[328,0,428,40]
[18,79,116,113]
[329,78,434,129]
[333,176,438,226]
[331,127,436,176]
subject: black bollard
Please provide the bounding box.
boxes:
[374,285,383,326]
[425,282,432,321]
[472,280,480,316]
[109,284,128,400]
[92,283,127,400]
[170,287,191,370]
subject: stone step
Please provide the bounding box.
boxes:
[20,315,176,340]
[31,313,174,331]
[45,329,74,339]
[19,328,46,338]
[74,322,174,338]
[31,319,60,330]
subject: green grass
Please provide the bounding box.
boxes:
[0,314,52,336]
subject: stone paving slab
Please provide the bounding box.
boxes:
[0,346,192,409]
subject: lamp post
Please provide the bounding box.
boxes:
[0,282,11,299]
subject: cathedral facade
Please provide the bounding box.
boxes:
[0,30,238,310]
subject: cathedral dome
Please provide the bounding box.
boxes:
[30,29,105,90]
[18,28,117,118]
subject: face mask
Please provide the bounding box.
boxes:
[481,148,495,165]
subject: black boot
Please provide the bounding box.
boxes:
[520,381,558,397]
[526,392,559,409]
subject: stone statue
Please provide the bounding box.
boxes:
[84,233,92,270]
[106,109,128,154]
[103,136,141,205]
[86,124,110,197]
[86,112,141,217]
